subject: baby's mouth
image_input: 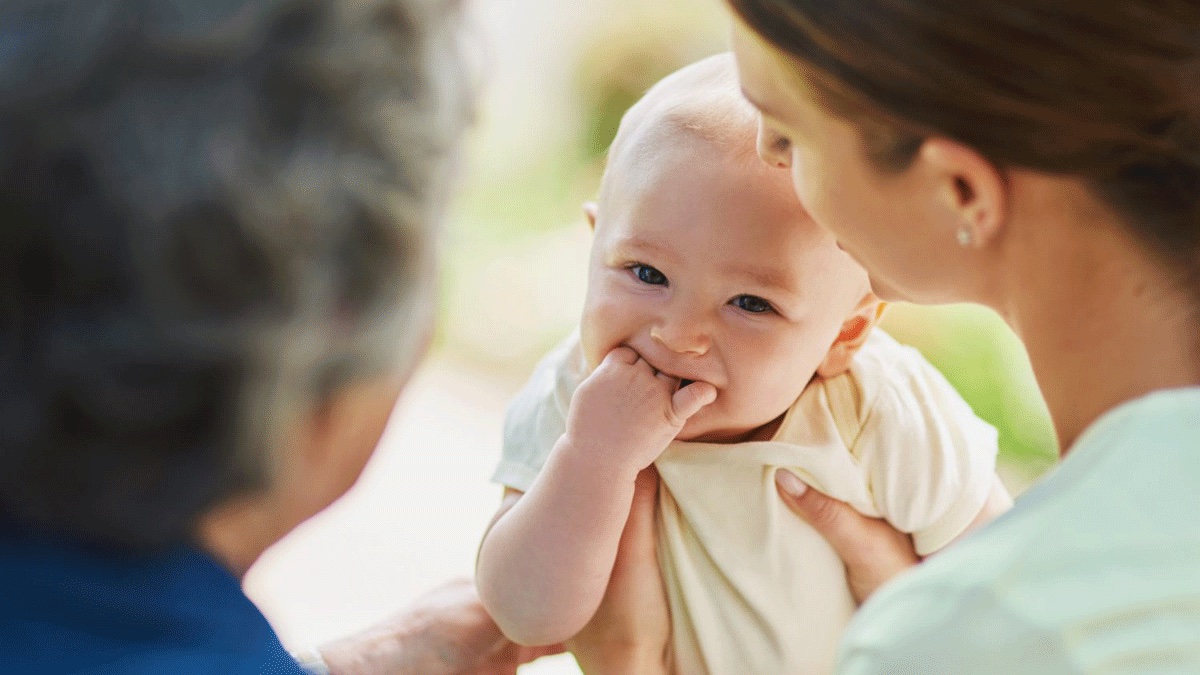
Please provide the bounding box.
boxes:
[652,367,694,389]
[653,369,696,390]
[641,356,705,390]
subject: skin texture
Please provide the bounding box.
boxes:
[580,136,876,444]
[730,17,1200,604]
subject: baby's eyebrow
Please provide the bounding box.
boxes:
[725,264,798,296]
[612,235,679,261]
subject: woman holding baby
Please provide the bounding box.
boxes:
[513,2,1200,671]
[715,1,1200,671]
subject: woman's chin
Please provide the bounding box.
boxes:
[867,274,906,302]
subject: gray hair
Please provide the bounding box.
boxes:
[0,0,473,547]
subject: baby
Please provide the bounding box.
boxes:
[476,54,1010,674]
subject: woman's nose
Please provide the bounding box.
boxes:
[651,317,711,356]
[756,122,791,169]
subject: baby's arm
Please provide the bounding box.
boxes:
[940,474,1012,551]
[476,347,715,646]
[856,348,1011,557]
[477,447,645,647]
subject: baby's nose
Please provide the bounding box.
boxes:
[651,321,711,356]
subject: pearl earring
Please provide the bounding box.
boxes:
[956,227,974,247]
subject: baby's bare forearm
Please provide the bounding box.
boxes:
[479,346,716,646]
[476,437,640,646]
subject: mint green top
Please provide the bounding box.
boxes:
[837,387,1200,674]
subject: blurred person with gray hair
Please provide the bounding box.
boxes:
[0,1,652,673]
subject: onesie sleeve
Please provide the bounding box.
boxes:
[491,334,582,493]
[854,342,999,555]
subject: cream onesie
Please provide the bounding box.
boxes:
[494,329,999,675]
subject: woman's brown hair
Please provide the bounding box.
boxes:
[728,0,1200,268]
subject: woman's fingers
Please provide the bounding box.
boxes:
[569,467,671,673]
[627,465,661,539]
[775,469,919,603]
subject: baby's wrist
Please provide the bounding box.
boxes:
[552,433,644,485]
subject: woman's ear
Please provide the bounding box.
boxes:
[816,294,886,379]
[919,138,1007,249]
[583,201,598,231]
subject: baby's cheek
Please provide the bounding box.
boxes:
[726,380,778,424]
[579,297,631,368]
[737,354,812,416]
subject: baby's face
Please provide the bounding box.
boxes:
[581,142,870,443]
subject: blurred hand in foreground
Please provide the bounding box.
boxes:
[320,578,563,675]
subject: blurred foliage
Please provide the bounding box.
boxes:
[575,22,722,162]
[882,305,1058,478]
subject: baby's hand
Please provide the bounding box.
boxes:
[563,347,717,474]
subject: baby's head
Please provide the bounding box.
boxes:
[581,53,879,443]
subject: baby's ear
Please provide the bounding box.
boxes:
[583,201,598,231]
[816,294,886,379]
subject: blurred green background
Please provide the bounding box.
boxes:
[440,0,1058,486]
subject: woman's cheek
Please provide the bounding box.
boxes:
[787,156,810,209]
[789,154,835,226]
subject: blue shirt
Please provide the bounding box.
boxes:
[0,523,307,674]
[837,387,1200,673]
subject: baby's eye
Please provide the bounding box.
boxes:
[630,264,668,286]
[772,134,792,153]
[731,295,774,314]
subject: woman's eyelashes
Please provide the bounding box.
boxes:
[630,263,668,286]
[731,295,775,314]
[760,122,792,153]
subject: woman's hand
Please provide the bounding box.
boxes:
[319,578,563,675]
[775,469,920,603]
[570,467,671,675]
